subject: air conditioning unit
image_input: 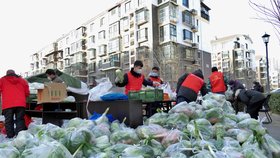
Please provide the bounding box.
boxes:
[192,43,199,49]
[191,9,198,16]
[191,25,198,32]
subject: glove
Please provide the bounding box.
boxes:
[115,69,124,83]
[153,82,160,87]
[115,77,120,83]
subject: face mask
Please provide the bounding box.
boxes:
[47,76,52,81]
[149,72,158,77]
[135,69,142,74]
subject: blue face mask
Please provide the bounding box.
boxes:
[149,72,159,77]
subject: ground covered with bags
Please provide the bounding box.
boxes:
[0,93,280,158]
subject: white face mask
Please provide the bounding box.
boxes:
[47,76,52,81]
[135,69,142,74]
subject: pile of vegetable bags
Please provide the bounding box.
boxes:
[0,93,279,158]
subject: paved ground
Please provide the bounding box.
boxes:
[260,112,280,141]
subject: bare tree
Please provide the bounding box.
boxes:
[249,0,280,41]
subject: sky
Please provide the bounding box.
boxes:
[0,0,279,76]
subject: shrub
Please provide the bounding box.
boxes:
[268,93,280,114]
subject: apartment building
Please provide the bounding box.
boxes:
[211,34,256,88]
[256,55,280,90]
[29,0,211,88]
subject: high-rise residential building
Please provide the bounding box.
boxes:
[211,34,256,88]
[29,0,211,88]
[256,55,280,90]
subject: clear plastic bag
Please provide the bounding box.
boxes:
[88,77,113,101]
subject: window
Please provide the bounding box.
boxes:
[169,4,177,20]
[125,2,131,13]
[109,22,120,39]
[98,31,106,40]
[89,62,96,72]
[90,23,94,32]
[183,0,189,7]
[89,49,96,59]
[245,43,248,49]
[160,25,168,42]
[163,44,176,59]
[137,28,148,41]
[138,0,144,6]
[65,47,70,55]
[108,38,120,53]
[111,8,117,15]
[124,34,129,46]
[197,52,201,58]
[109,54,120,62]
[66,37,69,45]
[182,10,192,25]
[136,9,147,24]
[98,45,107,56]
[76,40,83,51]
[89,36,95,43]
[197,35,200,42]
[160,24,176,42]
[122,17,129,29]
[159,7,167,23]
[71,43,76,52]
[170,24,176,39]
[183,29,193,40]
[100,17,105,26]
[186,49,194,59]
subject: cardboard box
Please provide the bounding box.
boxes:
[37,83,67,104]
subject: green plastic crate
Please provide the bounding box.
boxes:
[128,91,141,100]
[142,89,164,102]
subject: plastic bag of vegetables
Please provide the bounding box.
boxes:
[21,140,73,158]
[187,119,213,140]
[65,117,94,129]
[91,123,111,138]
[205,107,224,124]
[12,131,39,153]
[136,124,168,140]
[95,135,111,150]
[236,112,251,122]
[145,112,169,126]
[0,143,20,158]
[61,127,95,154]
[121,145,155,158]
[168,102,197,117]
[110,127,139,144]
[262,134,280,158]
[161,140,192,157]
[165,113,189,130]
[161,129,185,148]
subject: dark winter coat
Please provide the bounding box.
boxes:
[236,89,265,106]
[176,69,208,102]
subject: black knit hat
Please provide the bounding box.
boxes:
[134,60,143,67]
[212,67,218,72]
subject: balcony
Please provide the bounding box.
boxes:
[101,61,121,71]
[72,70,88,77]
[158,0,177,6]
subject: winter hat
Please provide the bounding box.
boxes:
[6,69,15,75]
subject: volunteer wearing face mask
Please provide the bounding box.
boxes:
[45,69,63,83]
[148,66,163,85]
[115,60,156,94]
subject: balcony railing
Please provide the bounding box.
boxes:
[101,61,121,70]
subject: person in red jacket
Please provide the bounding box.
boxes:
[207,67,228,94]
[0,70,30,138]
[148,66,163,85]
[176,69,208,103]
[115,60,156,94]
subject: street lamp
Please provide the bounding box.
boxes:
[262,33,270,92]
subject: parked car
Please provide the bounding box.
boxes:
[271,88,280,94]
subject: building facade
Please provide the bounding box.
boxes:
[29,0,211,88]
[211,34,256,88]
[256,55,280,90]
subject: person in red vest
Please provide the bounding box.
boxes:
[0,70,30,138]
[148,66,163,85]
[176,69,208,103]
[115,60,156,94]
[208,67,228,94]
